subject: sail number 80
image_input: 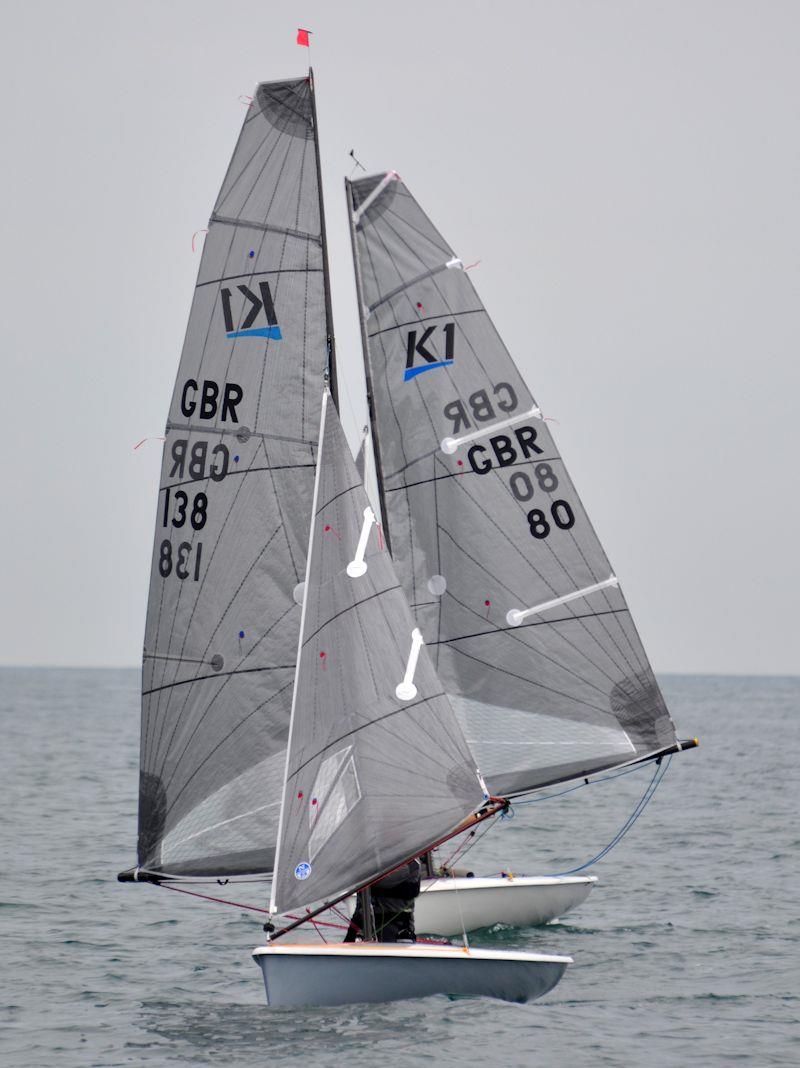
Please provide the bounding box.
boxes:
[527,501,575,539]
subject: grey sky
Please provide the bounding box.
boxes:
[1,0,797,674]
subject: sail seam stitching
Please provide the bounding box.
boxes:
[287,691,447,780]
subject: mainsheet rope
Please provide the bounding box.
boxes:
[547,755,672,876]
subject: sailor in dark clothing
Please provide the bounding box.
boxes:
[343,859,421,942]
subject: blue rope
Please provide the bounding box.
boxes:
[546,755,672,875]
[510,758,654,807]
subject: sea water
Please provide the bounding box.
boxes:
[1,670,797,1066]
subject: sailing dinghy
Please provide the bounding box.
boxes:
[256,390,571,1006]
[118,70,693,998]
[117,70,568,1004]
[415,874,596,937]
[346,173,697,934]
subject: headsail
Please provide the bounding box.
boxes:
[346,174,677,798]
[270,392,482,915]
[136,76,331,877]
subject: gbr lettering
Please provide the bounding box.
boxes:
[440,382,577,542]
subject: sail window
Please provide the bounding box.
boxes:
[307,747,362,862]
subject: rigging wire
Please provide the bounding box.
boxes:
[430,755,672,878]
[510,757,662,807]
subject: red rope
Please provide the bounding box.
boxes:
[158,883,349,931]
[286,911,348,931]
[160,883,271,913]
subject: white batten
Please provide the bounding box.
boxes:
[395,628,424,701]
[445,256,464,270]
[506,576,619,627]
[440,405,542,455]
[347,506,376,578]
[352,171,399,224]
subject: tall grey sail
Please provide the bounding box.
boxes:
[137,76,332,877]
[271,392,482,915]
[346,173,677,798]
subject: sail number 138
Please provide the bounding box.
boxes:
[158,487,207,581]
[159,539,203,581]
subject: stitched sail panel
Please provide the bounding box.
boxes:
[137,77,329,876]
[347,174,677,797]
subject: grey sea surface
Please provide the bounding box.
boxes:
[1,670,797,1066]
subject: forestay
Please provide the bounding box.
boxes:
[271,393,482,915]
[346,174,677,797]
[137,77,330,877]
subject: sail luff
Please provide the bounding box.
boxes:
[347,173,678,799]
[309,69,338,410]
[269,389,329,914]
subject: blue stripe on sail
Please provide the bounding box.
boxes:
[226,326,283,340]
[403,359,453,381]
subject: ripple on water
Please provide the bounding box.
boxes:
[1,670,798,1067]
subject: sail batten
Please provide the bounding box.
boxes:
[347,174,677,797]
[136,75,332,877]
[209,213,323,244]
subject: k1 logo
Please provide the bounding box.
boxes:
[221,282,282,340]
[404,322,455,381]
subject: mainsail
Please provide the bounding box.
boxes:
[346,174,677,797]
[271,392,482,914]
[136,76,332,877]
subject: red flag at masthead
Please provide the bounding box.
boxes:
[297,28,312,47]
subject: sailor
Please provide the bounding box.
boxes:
[343,859,421,943]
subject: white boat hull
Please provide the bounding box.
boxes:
[415,875,597,935]
[253,942,571,1007]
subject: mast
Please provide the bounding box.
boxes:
[345,177,392,553]
[309,68,338,411]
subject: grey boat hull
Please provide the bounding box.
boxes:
[253,943,570,1007]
